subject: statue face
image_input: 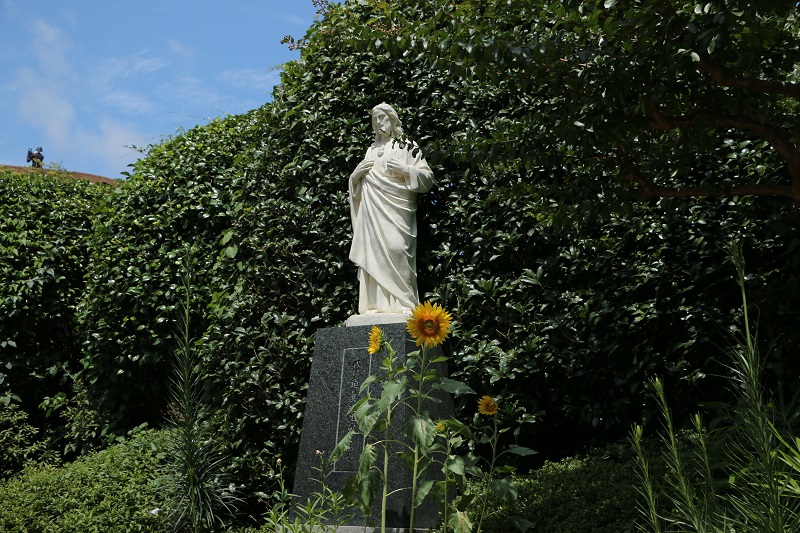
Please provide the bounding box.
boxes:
[372,110,393,139]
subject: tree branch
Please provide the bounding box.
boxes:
[632,182,795,201]
[617,148,797,202]
[697,57,800,100]
[646,101,796,162]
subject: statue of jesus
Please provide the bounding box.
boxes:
[348,103,434,321]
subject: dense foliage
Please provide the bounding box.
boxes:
[3,0,799,523]
[470,440,654,533]
[0,169,111,429]
[346,0,800,201]
[0,429,168,532]
[0,403,58,479]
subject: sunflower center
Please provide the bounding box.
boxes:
[422,319,437,334]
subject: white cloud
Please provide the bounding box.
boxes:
[30,19,73,79]
[101,89,155,116]
[12,66,76,148]
[218,67,280,91]
[279,14,307,26]
[89,52,169,115]
[98,52,168,83]
[167,39,194,61]
[73,117,144,173]
[130,55,168,76]
[157,75,224,112]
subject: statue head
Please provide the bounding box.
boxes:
[371,103,404,139]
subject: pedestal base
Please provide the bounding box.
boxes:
[293,323,452,530]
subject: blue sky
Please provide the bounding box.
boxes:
[0,1,323,178]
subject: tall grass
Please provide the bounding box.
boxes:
[631,241,800,532]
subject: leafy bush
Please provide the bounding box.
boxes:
[0,428,168,532]
[453,440,657,533]
[76,112,312,510]
[0,403,58,479]
[0,168,110,423]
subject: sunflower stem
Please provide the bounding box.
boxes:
[382,405,390,533]
[476,415,498,533]
[408,344,429,532]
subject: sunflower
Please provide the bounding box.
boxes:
[435,419,448,433]
[477,395,498,416]
[368,325,383,354]
[406,301,452,347]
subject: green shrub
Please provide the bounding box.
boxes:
[0,169,110,425]
[0,428,169,532]
[0,403,58,479]
[464,441,648,533]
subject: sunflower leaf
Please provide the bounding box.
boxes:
[508,444,537,456]
[359,374,377,393]
[403,415,437,453]
[330,430,355,462]
[358,443,379,480]
[380,378,407,404]
[444,455,465,475]
[413,479,435,509]
[437,378,476,395]
[354,400,380,434]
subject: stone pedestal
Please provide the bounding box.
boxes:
[293,322,453,530]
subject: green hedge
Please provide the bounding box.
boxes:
[475,446,643,533]
[0,169,111,424]
[0,429,168,532]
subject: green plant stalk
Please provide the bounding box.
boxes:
[409,438,420,532]
[440,428,456,533]
[475,415,499,533]
[631,424,663,533]
[729,240,790,531]
[381,405,391,533]
[733,332,785,530]
[166,263,238,532]
[692,414,719,522]
[653,378,707,532]
[408,344,429,532]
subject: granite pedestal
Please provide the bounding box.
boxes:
[293,322,453,531]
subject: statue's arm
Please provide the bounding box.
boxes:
[349,155,373,200]
[404,147,434,193]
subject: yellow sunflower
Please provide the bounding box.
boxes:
[435,419,447,433]
[368,325,383,354]
[477,395,498,416]
[406,301,452,347]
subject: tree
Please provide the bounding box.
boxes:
[337,0,800,201]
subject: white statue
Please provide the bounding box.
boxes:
[347,103,434,322]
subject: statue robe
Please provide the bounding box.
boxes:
[349,140,434,314]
